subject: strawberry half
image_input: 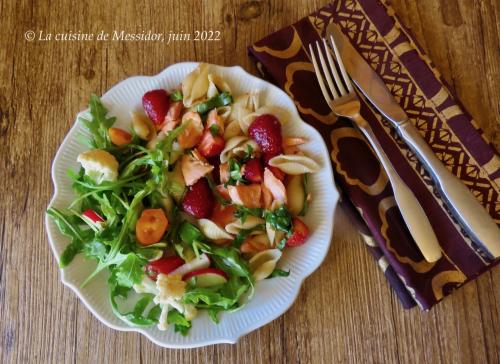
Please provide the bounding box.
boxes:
[181,178,215,218]
[198,130,225,158]
[142,89,171,126]
[286,217,309,247]
[248,114,283,155]
[243,158,264,183]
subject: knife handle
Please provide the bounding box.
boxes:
[397,122,500,258]
[355,117,442,262]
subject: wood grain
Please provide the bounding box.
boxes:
[0,0,498,363]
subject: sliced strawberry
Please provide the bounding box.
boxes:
[142,89,171,126]
[181,178,215,218]
[286,217,309,247]
[145,256,185,280]
[248,114,283,155]
[198,130,225,158]
[242,158,264,183]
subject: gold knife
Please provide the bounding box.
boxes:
[327,23,500,258]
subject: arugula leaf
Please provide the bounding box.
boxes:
[196,92,233,114]
[267,268,290,279]
[78,94,116,149]
[179,222,206,243]
[47,207,87,267]
[108,279,159,327]
[167,310,191,336]
[208,307,222,324]
[113,253,146,288]
[170,90,183,102]
[81,188,151,287]
[210,247,252,280]
[264,205,292,233]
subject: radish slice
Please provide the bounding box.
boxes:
[183,268,228,287]
[170,253,210,276]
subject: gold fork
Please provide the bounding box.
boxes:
[309,36,442,263]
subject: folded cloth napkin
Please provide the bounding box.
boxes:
[248,0,500,309]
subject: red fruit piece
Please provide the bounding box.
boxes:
[248,114,283,155]
[142,89,171,126]
[198,130,225,158]
[181,178,215,218]
[146,256,185,280]
[243,158,264,183]
[286,217,309,247]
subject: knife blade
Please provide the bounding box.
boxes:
[327,22,500,258]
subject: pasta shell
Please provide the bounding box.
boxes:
[225,216,265,235]
[207,74,231,99]
[240,105,289,134]
[266,222,276,247]
[182,63,210,107]
[268,154,321,174]
[249,249,282,281]
[217,106,232,121]
[198,219,234,240]
[220,136,259,163]
[224,120,243,139]
[229,92,260,124]
[131,111,156,141]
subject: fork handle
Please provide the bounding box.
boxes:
[355,116,442,262]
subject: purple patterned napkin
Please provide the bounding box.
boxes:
[248,0,499,309]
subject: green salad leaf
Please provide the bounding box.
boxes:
[78,94,116,149]
[167,310,191,336]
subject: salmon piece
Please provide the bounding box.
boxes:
[240,235,269,253]
[206,109,225,135]
[227,184,262,208]
[178,111,203,148]
[211,202,236,227]
[159,101,183,131]
[264,168,287,204]
[215,184,231,201]
[219,163,230,184]
[261,181,273,209]
[181,153,214,186]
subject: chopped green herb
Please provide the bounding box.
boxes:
[209,124,219,136]
[170,90,183,102]
[196,92,233,114]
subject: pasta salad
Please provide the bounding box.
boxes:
[47,63,321,335]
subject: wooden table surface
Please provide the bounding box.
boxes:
[1,1,499,363]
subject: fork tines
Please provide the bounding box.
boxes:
[309,36,354,104]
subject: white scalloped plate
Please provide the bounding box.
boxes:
[45,62,339,348]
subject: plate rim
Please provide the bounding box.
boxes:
[45,61,339,348]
